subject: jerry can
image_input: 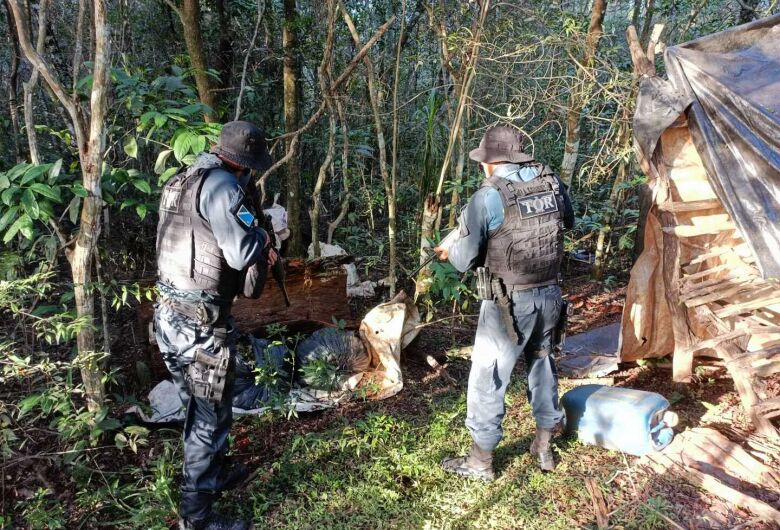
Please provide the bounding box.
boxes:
[561,385,677,456]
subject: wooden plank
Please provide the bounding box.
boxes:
[680,263,743,284]
[683,244,751,267]
[680,328,750,356]
[657,199,722,213]
[725,343,780,367]
[663,222,737,237]
[681,277,755,303]
[752,360,780,378]
[685,282,775,308]
[584,477,609,530]
[716,295,780,319]
[754,396,780,419]
[718,343,778,438]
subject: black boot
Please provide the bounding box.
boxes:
[442,442,495,481]
[529,428,555,471]
[218,461,250,492]
[179,511,253,530]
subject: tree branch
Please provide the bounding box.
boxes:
[256,14,396,183]
[9,0,87,158]
[235,0,265,120]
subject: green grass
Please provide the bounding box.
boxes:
[213,365,679,530]
[14,361,683,529]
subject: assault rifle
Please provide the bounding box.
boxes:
[263,214,291,307]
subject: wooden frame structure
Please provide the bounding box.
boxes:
[624,26,780,438]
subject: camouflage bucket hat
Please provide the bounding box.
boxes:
[212,120,273,171]
[469,126,533,164]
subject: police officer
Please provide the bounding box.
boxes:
[435,126,575,481]
[154,121,277,530]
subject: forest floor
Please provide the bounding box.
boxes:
[8,267,778,529]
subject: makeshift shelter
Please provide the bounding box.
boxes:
[620,16,780,437]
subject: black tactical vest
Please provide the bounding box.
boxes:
[482,165,565,288]
[156,165,241,301]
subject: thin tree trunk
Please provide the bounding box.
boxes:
[447,126,466,228]
[10,0,111,411]
[341,3,396,295]
[215,0,234,91]
[390,0,407,287]
[559,0,608,187]
[309,0,337,258]
[22,0,49,165]
[283,0,303,256]
[640,0,655,45]
[167,0,217,121]
[235,0,265,120]
[4,0,23,162]
[327,98,350,245]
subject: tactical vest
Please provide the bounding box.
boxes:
[482,165,565,288]
[156,166,240,301]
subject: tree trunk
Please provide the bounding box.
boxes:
[341,3,396,295]
[283,0,303,257]
[447,126,466,228]
[640,0,655,45]
[9,0,111,411]
[180,0,216,121]
[5,0,23,162]
[215,0,234,91]
[327,98,350,245]
[21,0,49,165]
[559,0,608,188]
[309,0,337,259]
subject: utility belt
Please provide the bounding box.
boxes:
[158,296,233,403]
[159,296,231,328]
[475,267,568,352]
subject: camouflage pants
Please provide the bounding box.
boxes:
[153,304,237,520]
[466,285,564,451]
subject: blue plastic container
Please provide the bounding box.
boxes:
[561,385,675,456]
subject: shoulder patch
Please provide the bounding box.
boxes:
[514,191,559,219]
[236,204,256,228]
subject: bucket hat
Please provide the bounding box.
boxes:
[469,126,533,164]
[212,121,273,171]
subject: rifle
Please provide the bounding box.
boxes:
[405,229,461,278]
[262,214,291,307]
[245,179,291,307]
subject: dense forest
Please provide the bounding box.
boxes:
[1,0,778,528]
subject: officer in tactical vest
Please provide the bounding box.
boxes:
[435,126,575,481]
[154,121,276,530]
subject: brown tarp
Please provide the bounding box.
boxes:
[620,15,780,361]
[634,15,780,279]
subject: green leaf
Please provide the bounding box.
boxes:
[154,113,168,128]
[1,188,16,206]
[48,159,63,182]
[20,164,51,185]
[0,206,19,232]
[18,214,33,239]
[123,136,139,159]
[0,174,10,190]
[154,149,173,175]
[29,183,62,202]
[173,131,193,162]
[135,203,148,220]
[6,163,30,182]
[131,179,151,194]
[21,188,40,220]
[191,135,206,155]
[72,183,89,197]
[68,196,81,224]
[159,166,178,184]
[4,214,31,242]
